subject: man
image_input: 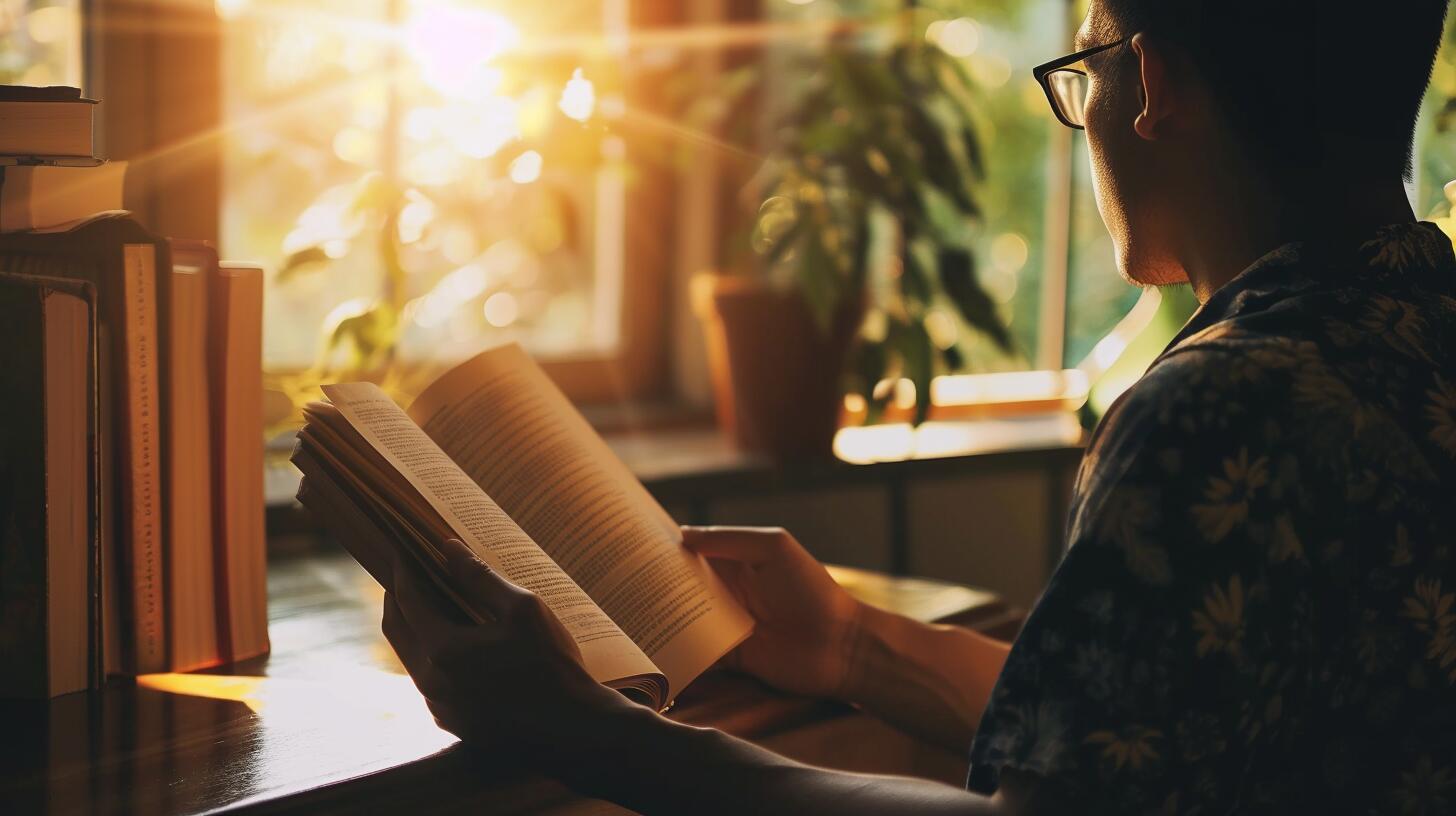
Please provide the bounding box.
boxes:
[379,1,1456,812]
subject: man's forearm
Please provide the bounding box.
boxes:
[554,702,1004,816]
[839,604,1012,751]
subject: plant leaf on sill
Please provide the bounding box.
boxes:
[939,247,1012,352]
[276,246,331,283]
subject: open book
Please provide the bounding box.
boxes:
[291,344,754,711]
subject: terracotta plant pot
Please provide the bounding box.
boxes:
[693,275,861,461]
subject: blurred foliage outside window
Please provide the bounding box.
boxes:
[220,0,627,392]
[0,0,80,86]
[1415,11,1456,238]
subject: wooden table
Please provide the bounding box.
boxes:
[1,550,1021,815]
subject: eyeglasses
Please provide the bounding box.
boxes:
[1033,38,1129,130]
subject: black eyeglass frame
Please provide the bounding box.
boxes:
[1032,37,1129,130]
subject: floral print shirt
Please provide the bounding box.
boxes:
[967,222,1456,814]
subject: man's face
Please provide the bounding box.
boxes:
[1079,2,1185,287]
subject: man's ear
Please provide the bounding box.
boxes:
[1130,33,1172,141]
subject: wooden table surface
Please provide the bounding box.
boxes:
[1,549,1021,815]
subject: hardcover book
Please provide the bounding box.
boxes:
[0,85,98,158]
[0,273,100,698]
[0,214,171,675]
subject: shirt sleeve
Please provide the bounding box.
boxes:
[967,346,1316,814]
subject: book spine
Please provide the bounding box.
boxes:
[165,259,219,671]
[97,323,123,679]
[43,287,91,696]
[85,285,103,690]
[0,282,49,698]
[210,264,269,663]
[118,244,165,673]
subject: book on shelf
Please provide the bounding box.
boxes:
[0,274,101,698]
[163,239,220,671]
[0,161,127,232]
[293,344,754,711]
[209,261,270,665]
[0,214,171,675]
[0,86,97,159]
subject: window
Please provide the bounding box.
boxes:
[222,0,672,405]
[0,0,81,86]
[222,0,1150,421]
[1415,15,1456,233]
[225,1,625,369]
[29,1,1456,421]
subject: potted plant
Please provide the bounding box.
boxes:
[697,33,1013,461]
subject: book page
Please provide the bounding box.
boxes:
[319,383,663,703]
[408,344,754,699]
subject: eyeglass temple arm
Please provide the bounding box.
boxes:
[1032,36,1129,81]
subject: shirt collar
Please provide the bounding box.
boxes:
[1164,220,1456,351]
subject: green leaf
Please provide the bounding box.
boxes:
[831,51,903,109]
[801,119,855,154]
[350,171,399,216]
[902,235,937,310]
[892,319,935,426]
[915,184,975,250]
[796,217,839,333]
[940,343,965,372]
[759,217,804,267]
[938,248,1012,351]
[842,148,912,216]
[275,246,331,283]
[846,219,871,291]
[929,48,981,119]
[905,95,980,214]
[327,301,401,370]
[849,341,890,426]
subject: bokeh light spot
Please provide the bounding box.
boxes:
[509,150,543,184]
[936,18,980,58]
[559,68,596,122]
[483,291,520,327]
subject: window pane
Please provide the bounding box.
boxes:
[0,1,81,86]
[940,0,1062,372]
[1063,130,1140,368]
[222,0,627,371]
[1414,17,1456,228]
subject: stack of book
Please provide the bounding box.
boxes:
[0,86,270,699]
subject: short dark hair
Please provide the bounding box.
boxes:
[1102,0,1450,179]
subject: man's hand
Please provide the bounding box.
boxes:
[686,524,1012,752]
[381,538,635,755]
[683,526,865,700]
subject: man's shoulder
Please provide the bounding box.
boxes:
[1078,329,1314,511]
[1087,278,1455,509]
[1119,275,1456,425]
[1169,276,1456,375]
[1096,335,1300,446]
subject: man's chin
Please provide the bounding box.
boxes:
[1119,259,1188,288]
